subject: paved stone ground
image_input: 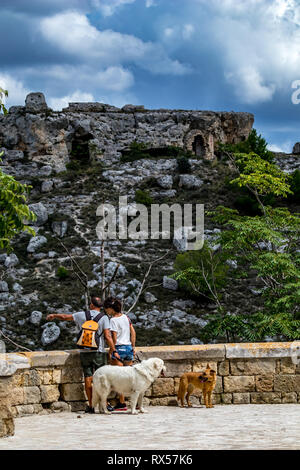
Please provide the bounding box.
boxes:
[0,405,299,450]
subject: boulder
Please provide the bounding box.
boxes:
[52,221,68,238]
[41,323,60,346]
[39,166,53,177]
[293,142,300,154]
[28,202,48,226]
[41,180,53,193]
[179,174,203,189]
[157,175,173,189]
[30,311,43,326]
[144,292,157,304]
[0,282,9,293]
[25,92,48,113]
[4,254,19,268]
[27,236,47,253]
[163,276,178,291]
[106,261,127,278]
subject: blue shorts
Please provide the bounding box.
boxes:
[112,345,134,362]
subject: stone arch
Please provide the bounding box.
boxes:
[192,135,205,157]
[184,130,215,160]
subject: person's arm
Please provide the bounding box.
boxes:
[130,324,136,356]
[46,314,74,321]
[104,329,120,359]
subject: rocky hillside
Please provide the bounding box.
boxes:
[0,93,299,352]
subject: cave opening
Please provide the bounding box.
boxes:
[192,135,206,158]
[70,132,93,164]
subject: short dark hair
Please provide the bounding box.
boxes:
[90,295,102,308]
[103,297,122,313]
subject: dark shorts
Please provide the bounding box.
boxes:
[112,344,134,362]
[79,351,108,378]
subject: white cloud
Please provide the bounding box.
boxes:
[0,74,30,107]
[182,24,195,40]
[164,27,174,38]
[92,0,156,15]
[44,64,134,92]
[225,67,276,104]
[40,11,190,75]
[91,0,135,17]
[145,0,156,7]
[268,141,293,153]
[190,0,300,104]
[48,91,94,110]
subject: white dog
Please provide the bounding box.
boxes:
[92,357,166,414]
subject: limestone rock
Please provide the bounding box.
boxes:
[293,142,300,154]
[28,202,48,226]
[0,405,14,437]
[41,323,61,346]
[163,276,178,291]
[179,174,203,189]
[27,236,47,253]
[157,175,173,189]
[41,180,53,193]
[25,92,48,113]
[4,254,19,268]
[144,292,157,304]
[30,311,43,325]
[52,221,68,238]
[0,282,9,293]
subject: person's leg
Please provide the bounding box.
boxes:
[84,376,93,407]
[80,352,94,412]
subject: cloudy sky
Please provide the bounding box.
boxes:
[1,0,300,151]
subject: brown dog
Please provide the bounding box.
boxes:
[177,364,217,408]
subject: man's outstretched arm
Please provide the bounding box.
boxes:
[46,314,74,321]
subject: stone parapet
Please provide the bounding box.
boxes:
[0,342,299,428]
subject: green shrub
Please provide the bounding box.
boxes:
[120,141,151,162]
[57,266,70,280]
[66,160,81,172]
[121,142,194,163]
[218,129,274,163]
[288,169,300,203]
[173,243,228,297]
[135,189,153,206]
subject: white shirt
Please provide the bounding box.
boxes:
[110,314,131,346]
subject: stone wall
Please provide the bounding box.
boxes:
[0,92,254,172]
[0,343,299,428]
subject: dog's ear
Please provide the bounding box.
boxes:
[154,359,161,369]
[206,363,210,369]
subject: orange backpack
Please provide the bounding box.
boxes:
[76,311,105,350]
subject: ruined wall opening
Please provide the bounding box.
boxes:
[69,132,93,164]
[192,135,206,158]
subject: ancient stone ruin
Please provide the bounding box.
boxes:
[0,92,254,173]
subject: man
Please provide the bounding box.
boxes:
[46,294,120,413]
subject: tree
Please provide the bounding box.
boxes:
[0,88,36,250]
[173,148,300,342]
[218,129,274,163]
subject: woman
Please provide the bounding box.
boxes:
[103,296,136,412]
